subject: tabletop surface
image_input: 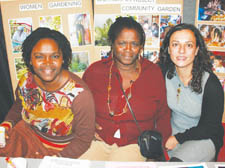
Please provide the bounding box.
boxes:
[0,157,224,168]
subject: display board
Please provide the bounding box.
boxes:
[93,0,183,63]
[0,0,94,94]
[195,0,225,122]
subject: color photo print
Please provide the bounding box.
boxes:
[39,15,63,32]
[68,13,92,47]
[9,17,32,53]
[198,0,225,21]
[69,51,90,73]
[198,24,225,48]
[160,15,182,46]
[211,50,225,92]
[143,50,159,64]
[94,14,181,48]
[100,48,111,59]
[158,163,207,168]
[137,15,160,48]
[14,57,27,81]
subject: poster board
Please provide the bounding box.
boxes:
[0,0,94,94]
[195,0,225,122]
[93,0,183,63]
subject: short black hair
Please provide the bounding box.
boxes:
[108,16,145,47]
[22,27,72,73]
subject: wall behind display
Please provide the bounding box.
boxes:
[91,0,196,24]
[183,0,196,24]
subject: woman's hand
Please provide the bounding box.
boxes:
[94,123,103,141]
[165,135,179,151]
[5,129,9,140]
[0,128,9,148]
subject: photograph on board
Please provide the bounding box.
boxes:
[68,13,92,47]
[210,50,225,91]
[100,49,111,60]
[198,24,225,48]
[14,57,27,81]
[160,15,182,46]
[69,51,89,73]
[138,15,160,48]
[198,0,225,21]
[9,17,32,53]
[39,15,63,32]
[94,14,117,46]
[143,50,159,64]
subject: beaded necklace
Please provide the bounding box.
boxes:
[176,74,192,103]
[177,84,181,103]
[107,61,140,117]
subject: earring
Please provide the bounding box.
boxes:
[138,55,141,60]
[111,50,114,58]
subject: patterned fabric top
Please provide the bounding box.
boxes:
[18,72,84,137]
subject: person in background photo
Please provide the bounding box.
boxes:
[0,27,95,158]
[159,23,224,161]
[199,0,224,20]
[12,26,27,44]
[199,25,210,39]
[151,22,159,38]
[79,16,171,161]
[151,51,159,64]
[212,56,225,73]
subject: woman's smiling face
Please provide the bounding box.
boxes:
[30,38,63,83]
[168,29,199,70]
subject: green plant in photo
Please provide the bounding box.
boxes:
[95,18,113,46]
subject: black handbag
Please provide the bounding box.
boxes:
[118,77,165,161]
[138,130,164,160]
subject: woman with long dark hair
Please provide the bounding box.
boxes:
[159,23,224,161]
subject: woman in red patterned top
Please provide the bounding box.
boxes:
[0,27,95,158]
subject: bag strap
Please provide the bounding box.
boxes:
[116,74,142,134]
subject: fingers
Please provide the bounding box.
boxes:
[94,133,103,141]
[95,123,102,130]
[5,132,9,139]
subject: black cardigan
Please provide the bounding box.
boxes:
[165,71,224,160]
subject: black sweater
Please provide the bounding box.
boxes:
[166,72,224,160]
[175,73,224,158]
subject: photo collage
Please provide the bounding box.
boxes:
[1,0,183,92]
[196,0,225,90]
[1,0,93,88]
[94,14,182,64]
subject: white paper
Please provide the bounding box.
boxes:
[0,126,6,148]
[7,158,27,168]
[105,161,157,168]
[113,129,120,139]
[38,156,90,168]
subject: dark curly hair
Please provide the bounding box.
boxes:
[108,16,146,48]
[158,23,213,94]
[22,27,72,73]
